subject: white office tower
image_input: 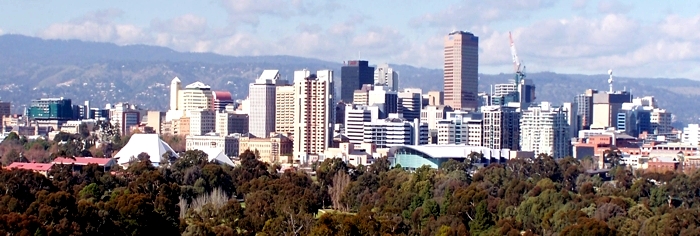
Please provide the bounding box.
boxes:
[482,106,520,150]
[436,111,482,146]
[248,70,280,138]
[682,124,700,145]
[344,104,380,145]
[367,85,398,119]
[398,88,422,122]
[363,113,428,149]
[562,102,579,139]
[651,108,673,135]
[374,63,399,92]
[293,70,335,164]
[520,102,570,158]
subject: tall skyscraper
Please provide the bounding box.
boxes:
[248,70,280,138]
[293,69,335,164]
[444,31,479,111]
[374,63,399,91]
[341,60,374,103]
[592,91,632,129]
[520,102,570,158]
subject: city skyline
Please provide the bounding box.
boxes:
[1,1,699,79]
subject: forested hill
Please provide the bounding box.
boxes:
[0,147,698,235]
[0,34,698,125]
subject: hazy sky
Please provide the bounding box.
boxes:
[1,0,699,78]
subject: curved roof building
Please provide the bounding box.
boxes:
[389,145,533,170]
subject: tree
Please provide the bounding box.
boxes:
[469,201,493,233]
[328,171,350,211]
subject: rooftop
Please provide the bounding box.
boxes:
[5,162,54,172]
[184,81,210,90]
[390,145,512,159]
[52,157,115,166]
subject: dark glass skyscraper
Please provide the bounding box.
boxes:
[340,60,374,103]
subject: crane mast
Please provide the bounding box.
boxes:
[509,32,525,83]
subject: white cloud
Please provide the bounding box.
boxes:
[0,28,4,35]
[39,9,148,45]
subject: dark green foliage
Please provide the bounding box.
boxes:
[0,150,699,235]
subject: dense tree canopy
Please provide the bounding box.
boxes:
[0,149,699,235]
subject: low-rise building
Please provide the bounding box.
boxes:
[324,142,376,167]
[186,133,241,158]
[238,133,293,164]
[389,144,534,170]
[5,163,54,176]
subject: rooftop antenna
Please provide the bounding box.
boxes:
[608,69,614,93]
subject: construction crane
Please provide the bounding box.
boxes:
[509,32,526,84]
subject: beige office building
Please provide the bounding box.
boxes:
[275,85,295,135]
[239,133,293,163]
[293,69,334,164]
[444,31,479,111]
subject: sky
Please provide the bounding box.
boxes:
[1,0,700,79]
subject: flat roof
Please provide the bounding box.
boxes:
[5,162,54,171]
[52,157,114,166]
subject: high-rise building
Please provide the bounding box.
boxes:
[179,82,214,112]
[275,85,295,135]
[493,79,536,108]
[436,111,482,146]
[353,84,374,105]
[562,102,579,140]
[216,112,249,135]
[427,91,444,106]
[212,91,234,112]
[368,85,398,119]
[574,89,598,129]
[444,31,479,111]
[344,104,380,145]
[293,69,335,164]
[109,102,142,135]
[29,98,74,120]
[398,89,422,121]
[482,106,520,150]
[616,103,651,137]
[374,63,399,91]
[0,101,11,118]
[147,111,166,134]
[520,102,570,158]
[651,108,673,134]
[186,110,216,136]
[341,60,374,103]
[421,105,454,134]
[592,91,632,129]
[248,70,280,138]
[682,124,700,145]
[363,114,428,149]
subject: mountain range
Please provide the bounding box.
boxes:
[0,34,697,127]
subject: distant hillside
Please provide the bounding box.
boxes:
[0,34,697,126]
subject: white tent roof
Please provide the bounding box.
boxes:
[114,133,179,166]
[199,147,235,167]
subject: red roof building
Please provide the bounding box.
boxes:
[5,163,54,176]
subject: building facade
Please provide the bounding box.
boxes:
[293,70,335,164]
[186,133,240,157]
[373,63,399,92]
[239,133,293,163]
[216,112,248,135]
[520,102,571,158]
[249,70,280,138]
[340,60,374,103]
[482,106,520,150]
[363,114,428,149]
[275,85,295,135]
[344,104,380,145]
[444,31,479,111]
[398,89,422,122]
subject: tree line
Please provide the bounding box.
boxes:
[0,147,699,235]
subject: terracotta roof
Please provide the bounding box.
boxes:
[5,162,54,172]
[52,157,114,166]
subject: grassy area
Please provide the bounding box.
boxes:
[316,209,356,218]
